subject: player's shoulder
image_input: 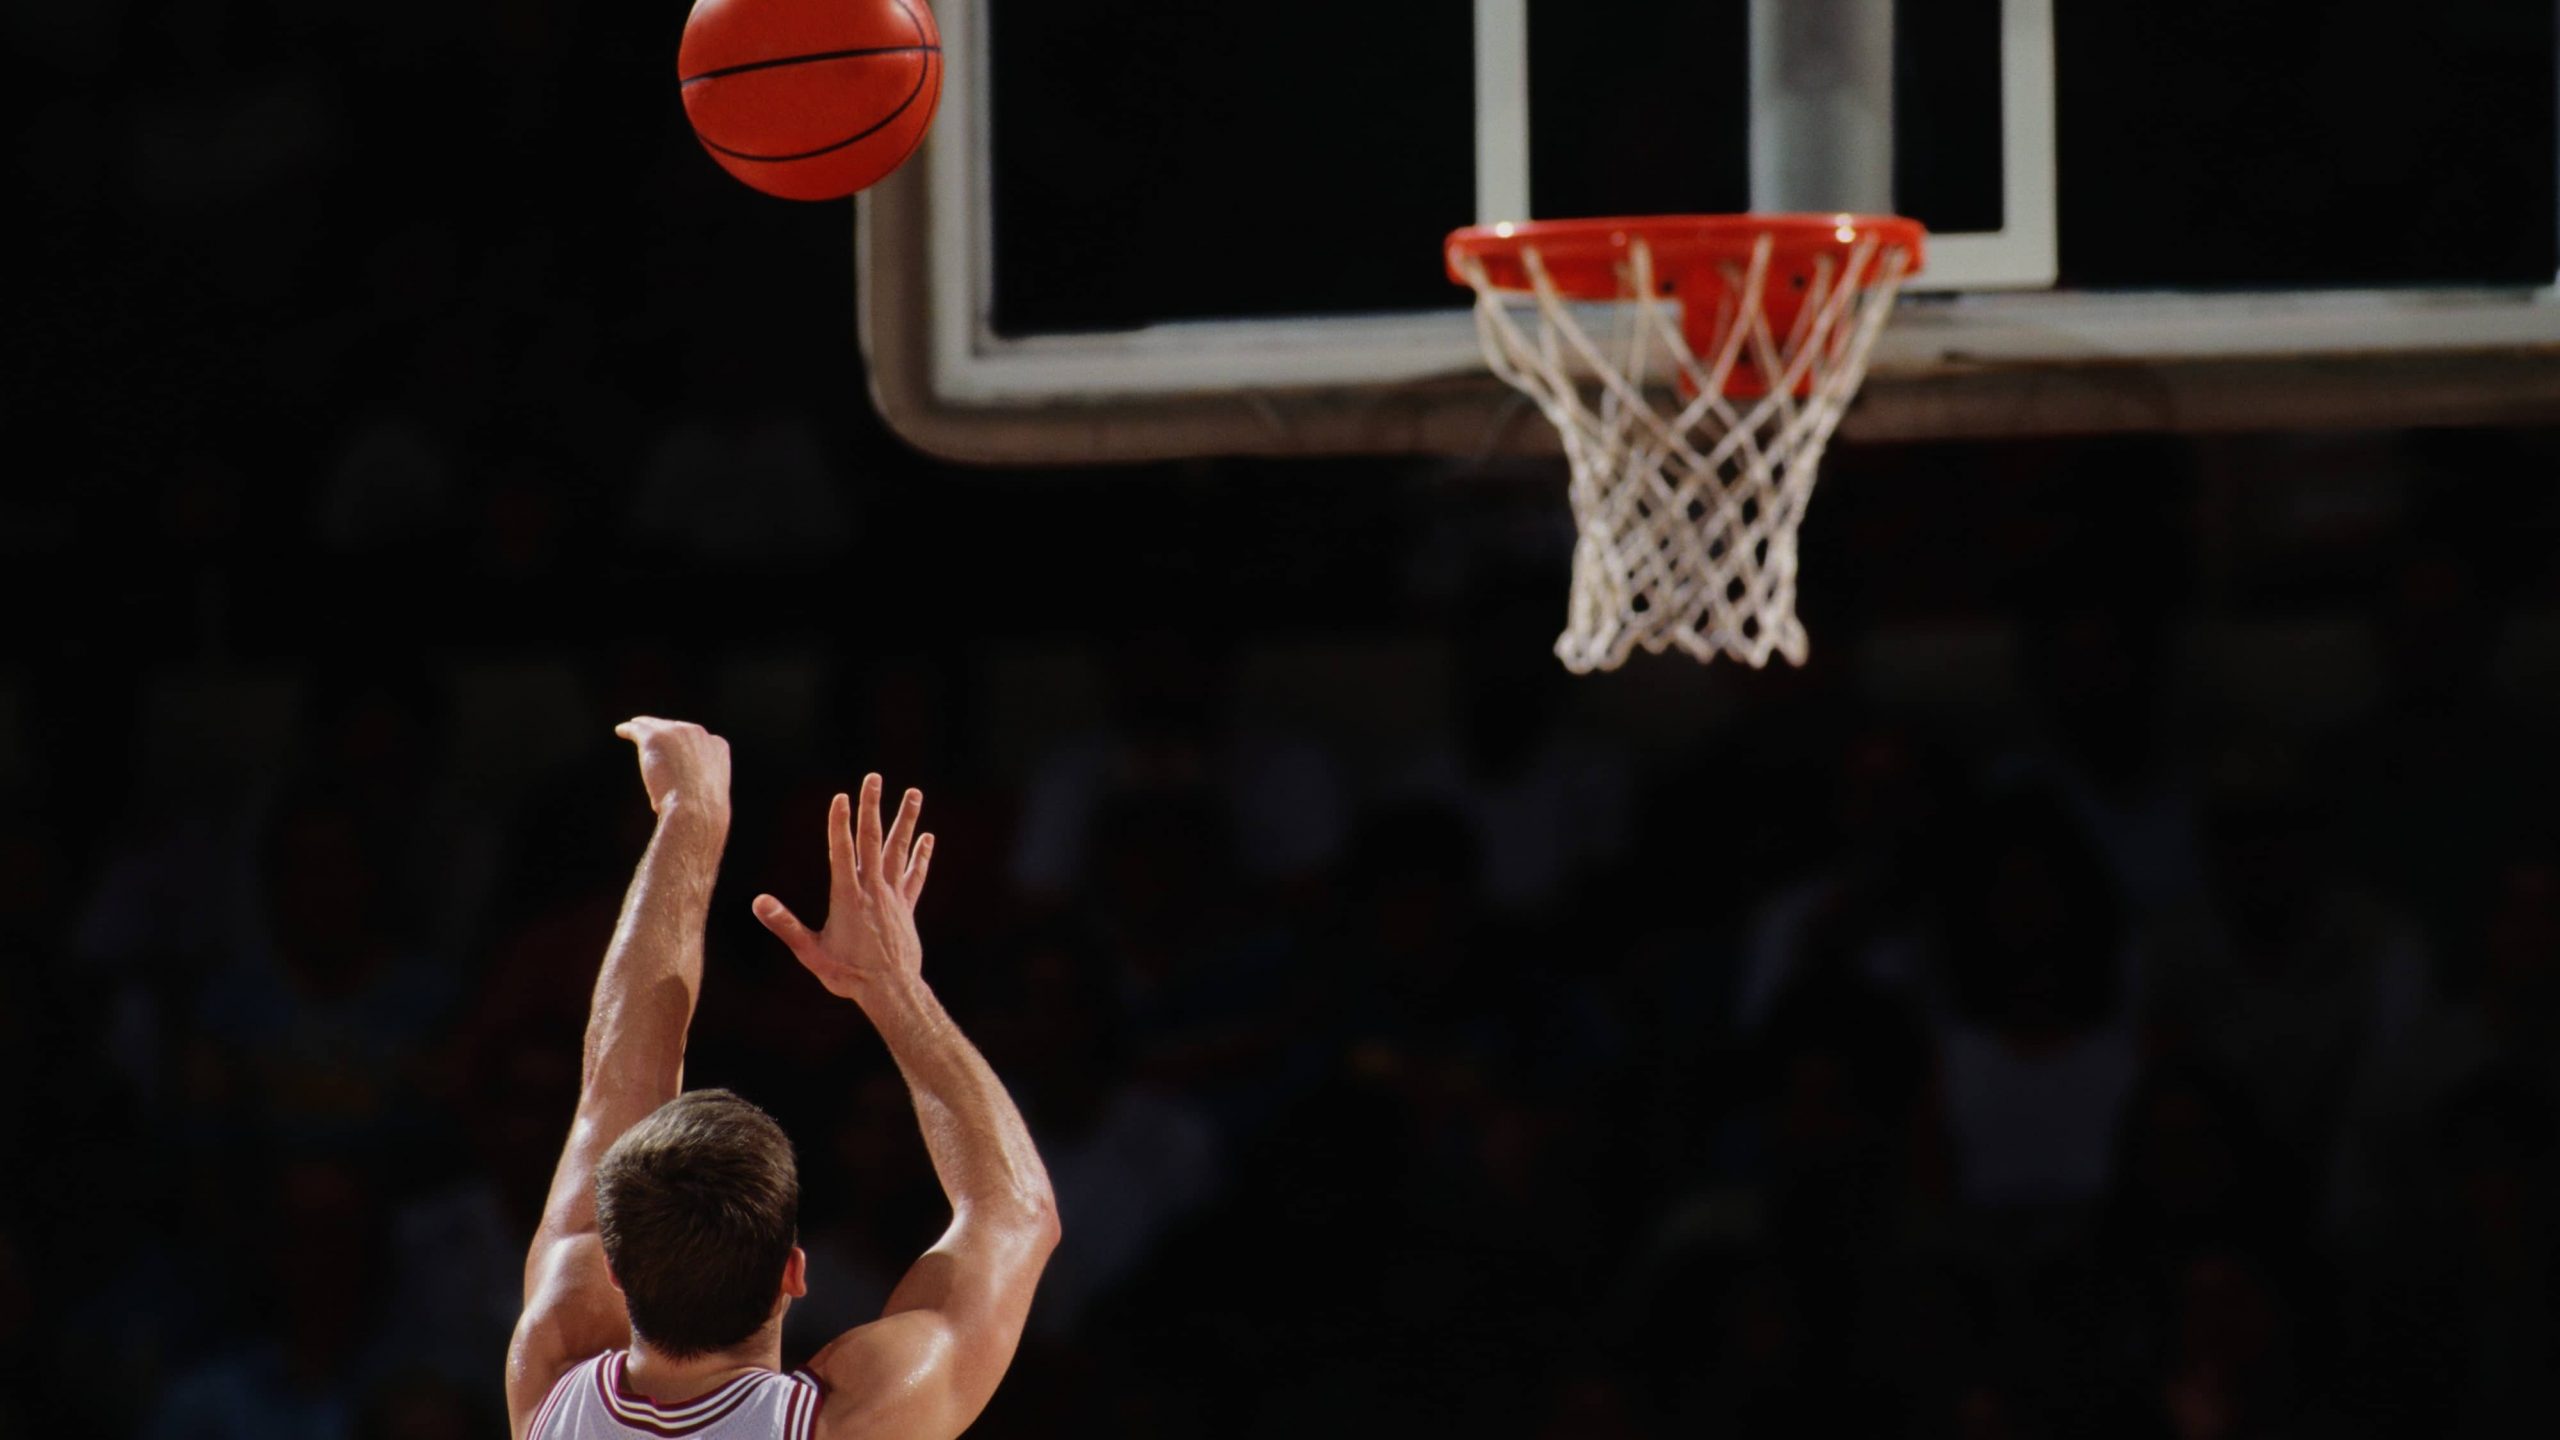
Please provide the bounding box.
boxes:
[802,1312,968,1440]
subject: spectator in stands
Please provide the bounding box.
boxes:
[1930,783,2143,1221]
[2148,751,2434,1197]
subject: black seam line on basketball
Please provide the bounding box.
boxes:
[892,0,928,55]
[681,43,939,86]
[697,52,933,163]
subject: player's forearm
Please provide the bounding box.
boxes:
[580,801,728,1107]
[859,975,1057,1228]
[528,801,728,1265]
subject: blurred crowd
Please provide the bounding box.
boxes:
[11,6,2560,1440]
[9,475,2559,1439]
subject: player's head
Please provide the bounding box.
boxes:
[596,1088,804,1358]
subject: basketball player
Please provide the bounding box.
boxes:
[506,718,1060,1439]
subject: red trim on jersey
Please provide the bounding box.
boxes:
[594,1353,765,1437]
[608,1353,763,1419]
[786,1369,824,1440]
[591,1352,757,1424]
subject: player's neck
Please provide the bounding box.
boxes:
[622,1336,779,1405]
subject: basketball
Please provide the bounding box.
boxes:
[678,0,943,202]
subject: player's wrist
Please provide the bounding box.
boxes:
[848,968,936,1026]
[656,793,733,839]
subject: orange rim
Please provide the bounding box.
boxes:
[1446,214,1927,296]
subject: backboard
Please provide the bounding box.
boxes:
[860,0,2560,463]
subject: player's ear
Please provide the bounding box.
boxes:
[782,1246,809,1301]
[604,1263,626,1295]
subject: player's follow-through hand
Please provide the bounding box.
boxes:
[753,774,933,1000]
[613,716,733,821]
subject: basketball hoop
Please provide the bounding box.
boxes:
[1447,215,1924,672]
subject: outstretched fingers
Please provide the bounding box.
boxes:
[827,791,857,903]
[820,779,927,912]
[902,833,934,904]
[884,787,922,882]
[855,773,886,880]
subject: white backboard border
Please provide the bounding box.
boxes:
[860,0,2560,462]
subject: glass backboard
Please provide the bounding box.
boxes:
[861,0,2560,462]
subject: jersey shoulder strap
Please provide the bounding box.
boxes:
[527,1354,600,1440]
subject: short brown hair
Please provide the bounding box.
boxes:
[595,1089,800,1357]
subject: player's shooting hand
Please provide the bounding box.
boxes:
[613,717,734,824]
[751,774,933,1001]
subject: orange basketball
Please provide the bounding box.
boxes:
[678,0,944,202]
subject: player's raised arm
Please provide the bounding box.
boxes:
[505,718,733,1438]
[754,777,1061,1440]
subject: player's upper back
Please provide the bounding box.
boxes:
[531,1352,823,1440]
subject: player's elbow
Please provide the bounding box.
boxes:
[961,1183,1059,1256]
[1009,1188,1062,1261]
[1003,1188,1060,1256]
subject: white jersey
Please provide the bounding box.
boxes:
[531,1351,824,1440]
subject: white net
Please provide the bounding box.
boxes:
[1455,229,1913,672]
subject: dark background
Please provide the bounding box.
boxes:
[994,0,2557,332]
[8,4,2560,1439]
